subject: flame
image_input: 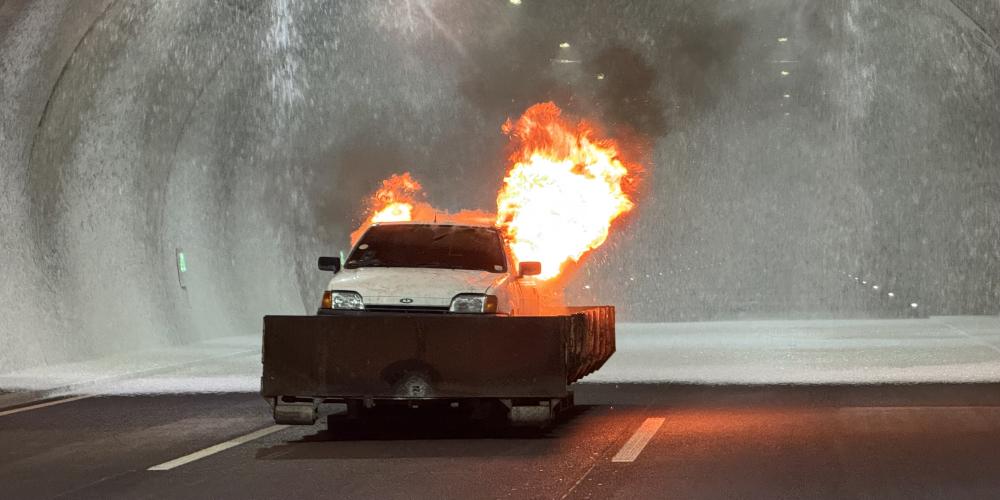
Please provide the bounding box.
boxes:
[371,203,413,223]
[349,103,639,281]
[495,102,637,280]
[351,172,432,244]
[370,172,422,222]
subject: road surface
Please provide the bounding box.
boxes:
[3,317,1000,498]
[3,383,1000,499]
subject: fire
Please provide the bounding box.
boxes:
[371,203,412,223]
[496,103,637,280]
[351,172,433,244]
[370,172,420,223]
[350,103,639,281]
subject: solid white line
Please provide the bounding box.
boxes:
[0,395,94,417]
[148,425,289,471]
[611,417,665,463]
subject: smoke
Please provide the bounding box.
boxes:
[455,0,745,141]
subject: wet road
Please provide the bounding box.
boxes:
[3,384,1000,499]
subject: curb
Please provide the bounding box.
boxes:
[0,348,259,412]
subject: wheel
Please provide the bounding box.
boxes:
[273,398,317,425]
[506,404,555,428]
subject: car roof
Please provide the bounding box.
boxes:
[372,220,498,229]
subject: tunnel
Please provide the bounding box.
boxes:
[2,0,999,370]
[1,1,1000,497]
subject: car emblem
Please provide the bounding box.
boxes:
[400,298,414,304]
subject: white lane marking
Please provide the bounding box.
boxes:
[611,417,665,463]
[0,395,94,417]
[148,425,289,471]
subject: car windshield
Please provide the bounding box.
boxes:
[345,224,507,273]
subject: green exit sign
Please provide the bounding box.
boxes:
[176,248,188,289]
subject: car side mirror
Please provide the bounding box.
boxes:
[518,261,542,277]
[318,256,341,273]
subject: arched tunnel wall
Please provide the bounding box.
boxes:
[1,0,998,373]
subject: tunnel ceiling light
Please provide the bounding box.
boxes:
[872,285,880,290]
[783,94,791,98]
[781,70,790,76]
[509,0,522,4]
[559,42,571,48]
[778,37,788,42]
[887,292,895,298]
[910,303,919,308]
[596,73,605,80]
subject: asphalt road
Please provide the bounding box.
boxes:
[3,384,1000,499]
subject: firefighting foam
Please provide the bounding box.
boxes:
[352,103,640,281]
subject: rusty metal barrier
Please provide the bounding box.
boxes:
[261,307,614,401]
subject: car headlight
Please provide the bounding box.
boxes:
[449,294,498,314]
[322,290,364,310]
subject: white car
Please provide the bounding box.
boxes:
[317,222,543,316]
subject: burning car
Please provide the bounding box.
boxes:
[261,103,635,428]
[261,219,614,427]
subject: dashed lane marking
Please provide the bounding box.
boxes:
[146,425,288,470]
[611,417,665,463]
[148,425,289,471]
[0,395,94,417]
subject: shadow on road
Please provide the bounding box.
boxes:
[253,382,1000,461]
[575,381,1000,407]
[254,405,594,460]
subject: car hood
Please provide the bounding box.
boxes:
[326,267,508,306]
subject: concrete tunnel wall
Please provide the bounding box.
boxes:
[1,0,505,374]
[1,0,999,373]
[1,0,324,373]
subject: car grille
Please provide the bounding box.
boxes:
[364,305,450,314]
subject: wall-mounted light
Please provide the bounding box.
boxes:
[176,248,188,289]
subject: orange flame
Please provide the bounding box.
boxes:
[349,103,639,281]
[496,102,637,280]
[351,172,433,244]
[370,172,421,223]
